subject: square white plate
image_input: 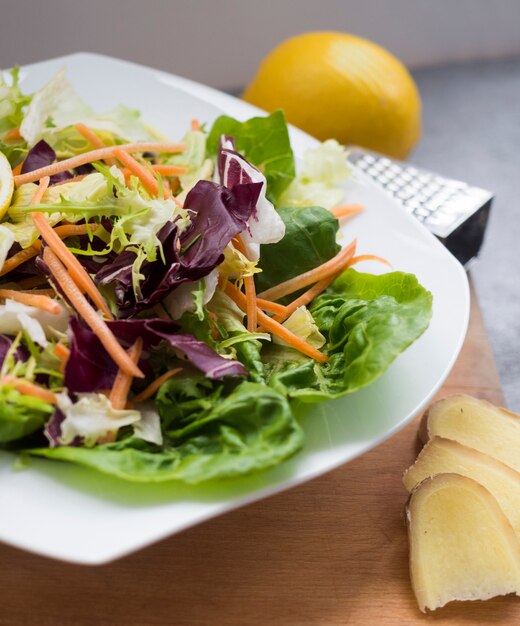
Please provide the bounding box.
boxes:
[0,53,469,564]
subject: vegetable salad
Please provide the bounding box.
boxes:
[0,67,432,483]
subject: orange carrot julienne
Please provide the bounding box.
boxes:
[13,142,186,186]
[258,239,357,302]
[113,148,159,196]
[12,162,23,176]
[0,289,61,315]
[17,288,56,297]
[4,127,21,141]
[53,342,71,373]
[31,176,50,204]
[43,247,143,378]
[223,281,328,363]
[191,119,200,131]
[274,273,341,324]
[1,375,57,404]
[255,297,288,316]
[331,203,364,219]
[109,338,143,410]
[244,275,257,332]
[120,164,188,179]
[0,223,99,278]
[350,254,393,268]
[73,122,116,167]
[128,367,183,408]
[31,212,113,319]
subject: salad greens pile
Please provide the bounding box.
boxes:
[0,67,432,484]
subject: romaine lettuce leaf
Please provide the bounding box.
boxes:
[267,269,433,401]
[27,382,304,483]
[207,110,295,202]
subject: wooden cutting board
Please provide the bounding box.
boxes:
[0,280,514,626]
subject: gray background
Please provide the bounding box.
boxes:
[1,0,519,408]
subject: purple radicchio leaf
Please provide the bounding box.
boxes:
[21,139,73,185]
[43,407,66,447]
[63,316,246,393]
[95,179,261,317]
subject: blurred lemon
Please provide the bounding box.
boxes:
[0,152,14,219]
[243,32,421,159]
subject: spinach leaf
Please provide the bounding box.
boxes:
[267,269,433,401]
[27,382,303,483]
[207,110,295,202]
[255,205,341,297]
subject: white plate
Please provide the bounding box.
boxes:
[0,53,469,564]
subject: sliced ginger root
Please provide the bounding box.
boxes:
[407,473,520,612]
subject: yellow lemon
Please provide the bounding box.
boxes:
[0,152,14,220]
[243,32,421,159]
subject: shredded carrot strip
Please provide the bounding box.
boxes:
[257,240,357,302]
[120,164,188,179]
[275,274,341,324]
[0,289,61,315]
[223,281,328,363]
[1,375,57,404]
[331,203,364,219]
[12,163,23,176]
[128,368,183,408]
[109,338,143,410]
[151,164,189,176]
[244,275,257,332]
[17,288,56,297]
[114,148,159,196]
[32,212,112,319]
[13,142,186,186]
[53,342,71,373]
[0,246,40,277]
[30,176,50,204]
[191,119,200,131]
[73,123,115,167]
[4,127,21,141]
[43,247,143,378]
[0,224,99,278]
[350,254,392,268]
[255,297,288,315]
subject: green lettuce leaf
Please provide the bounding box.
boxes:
[0,67,31,136]
[255,205,341,298]
[207,110,295,202]
[267,269,433,401]
[0,385,53,444]
[27,382,304,483]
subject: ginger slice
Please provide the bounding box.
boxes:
[422,395,520,472]
[403,436,520,535]
[407,473,520,612]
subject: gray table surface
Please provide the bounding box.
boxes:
[411,57,520,410]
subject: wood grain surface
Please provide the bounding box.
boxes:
[0,280,515,626]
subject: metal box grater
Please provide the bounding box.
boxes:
[347,148,494,267]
